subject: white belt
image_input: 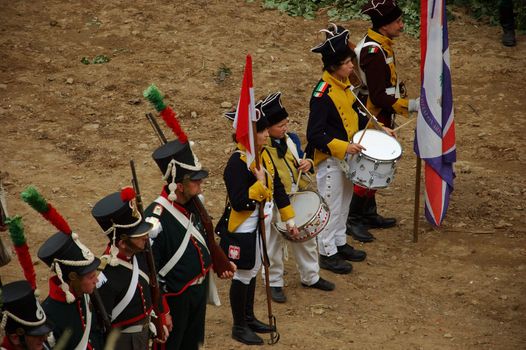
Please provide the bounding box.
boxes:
[121,323,147,334]
[191,275,206,286]
[385,87,396,95]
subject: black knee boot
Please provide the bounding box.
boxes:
[347,194,375,242]
[362,195,396,229]
[230,280,263,345]
[246,278,275,333]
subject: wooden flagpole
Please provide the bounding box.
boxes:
[413,157,422,242]
[251,120,280,345]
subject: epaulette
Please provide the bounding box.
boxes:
[98,255,109,271]
[313,81,329,98]
[152,204,164,216]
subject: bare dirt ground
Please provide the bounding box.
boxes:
[1,1,525,349]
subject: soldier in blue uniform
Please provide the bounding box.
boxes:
[307,25,371,274]
[0,280,53,350]
[219,112,298,345]
[259,92,336,303]
[92,187,170,349]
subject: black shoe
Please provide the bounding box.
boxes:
[246,317,276,333]
[337,244,367,262]
[362,195,396,229]
[232,325,264,345]
[302,277,335,291]
[319,254,353,274]
[347,222,375,242]
[502,29,516,47]
[270,287,286,303]
[362,214,397,229]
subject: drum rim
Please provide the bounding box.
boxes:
[352,129,402,161]
[275,193,330,242]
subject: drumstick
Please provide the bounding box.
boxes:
[393,117,416,132]
[292,154,307,195]
[348,88,384,132]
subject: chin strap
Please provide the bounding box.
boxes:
[162,144,203,201]
[102,202,143,267]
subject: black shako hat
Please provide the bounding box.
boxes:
[91,190,153,242]
[38,232,100,284]
[311,25,354,70]
[1,280,53,336]
[152,139,209,184]
[260,92,288,126]
[362,0,403,29]
[224,100,269,132]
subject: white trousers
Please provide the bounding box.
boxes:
[233,201,273,285]
[263,209,320,287]
[316,157,354,257]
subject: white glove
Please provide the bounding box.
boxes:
[408,98,420,112]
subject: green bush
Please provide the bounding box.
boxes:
[259,0,525,33]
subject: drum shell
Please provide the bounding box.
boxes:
[345,129,402,189]
[346,153,400,189]
[274,191,330,243]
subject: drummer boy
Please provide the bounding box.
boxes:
[260,92,336,303]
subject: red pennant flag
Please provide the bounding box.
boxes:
[233,55,257,168]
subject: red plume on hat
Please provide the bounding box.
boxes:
[143,84,188,144]
[5,216,37,291]
[21,186,72,235]
[120,186,136,202]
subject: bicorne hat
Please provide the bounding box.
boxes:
[1,280,53,337]
[362,0,403,29]
[260,92,288,127]
[224,100,268,132]
[311,24,355,70]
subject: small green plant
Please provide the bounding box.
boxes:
[215,64,232,83]
[80,55,111,65]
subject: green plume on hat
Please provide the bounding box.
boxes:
[143,84,167,112]
[6,215,25,246]
[21,186,48,213]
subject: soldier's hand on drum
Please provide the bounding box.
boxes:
[383,126,396,138]
[346,142,365,155]
[286,224,300,238]
[297,159,312,173]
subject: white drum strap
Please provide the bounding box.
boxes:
[285,136,301,163]
[111,256,140,321]
[73,294,92,350]
[155,197,209,277]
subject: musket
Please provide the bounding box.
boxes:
[145,113,235,277]
[90,289,112,335]
[146,113,168,144]
[0,181,12,268]
[191,196,235,277]
[130,160,166,341]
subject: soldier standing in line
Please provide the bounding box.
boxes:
[143,84,235,350]
[1,280,53,350]
[21,186,104,350]
[347,0,419,243]
[258,92,338,303]
[92,187,171,349]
